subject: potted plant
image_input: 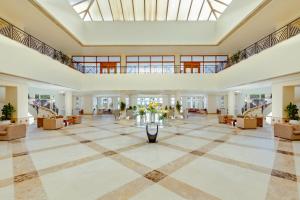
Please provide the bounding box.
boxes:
[138,107,146,116]
[285,102,299,124]
[119,101,126,119]
[230,51,241,64]
[120,101,126,111]
[148,102,158,123]
[176,101,181,113]
[159,109,168,123]
[138,107,146,124]
[133,105,137,111]
[1,103,15,124]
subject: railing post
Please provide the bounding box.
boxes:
[42,42,45,54]
[10,24,13,39]
[28,35,31,48]
[255,42,258,54]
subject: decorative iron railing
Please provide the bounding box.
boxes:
[227,17,300,67]
[0,17,74,69]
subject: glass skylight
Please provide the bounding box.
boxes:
[69,0,232,22]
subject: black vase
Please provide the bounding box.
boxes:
[146,123,158,143]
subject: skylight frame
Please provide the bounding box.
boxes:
[69,0,232,22]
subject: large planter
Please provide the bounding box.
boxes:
[289,120,300,125]
[150,112,156,123]
[146,124,158,143]
[0,120,11,125]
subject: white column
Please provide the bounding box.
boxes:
[199,96,204,109]
[6,85,28,123]
[272,84,295,123]
[175,54,180,73]
[65,91,72,116]
[129,95,137,107]
[182,96,188,110]
[112,96,119,110]
[228,91,236,115]
[168,95,172,107]
[82,95,94,114]
[207,95,217,114]
[162,95,169,108]
[235,92,243,115]
[120,54,126,73]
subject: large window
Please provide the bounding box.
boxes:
[137,97,163,106]
[72,56,121,74]
[186,97,205,109]
[180,55,228,73]
[126,56,175,74]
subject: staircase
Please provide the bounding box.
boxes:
[243,103,272,117]
[28,103,57,118]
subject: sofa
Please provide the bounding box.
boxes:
[0,124,27,141]
[236,117,257,129]
[274,123,300,140]
[67,115,82,124]
[43,118,64,130]
[218,115,233,124]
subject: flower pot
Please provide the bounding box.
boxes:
[289,120,300,125]
[0,120,11,125]
[146,124,158,143]
[150,113,156,123]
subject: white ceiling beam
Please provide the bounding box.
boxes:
[207,0,217,20]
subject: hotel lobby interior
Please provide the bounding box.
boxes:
[1,0,300,199]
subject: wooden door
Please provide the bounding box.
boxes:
[184,62,200,73]
[100,62,117,74]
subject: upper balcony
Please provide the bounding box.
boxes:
[71,55,228,74]
[1,16,300,76]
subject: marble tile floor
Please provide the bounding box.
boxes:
[0,114,300,200]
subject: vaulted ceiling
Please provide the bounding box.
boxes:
[68,0,232,22]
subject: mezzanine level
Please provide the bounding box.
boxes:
[1,16,300,76]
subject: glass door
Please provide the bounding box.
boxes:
[100,62,117,74]
[183,62,200,74]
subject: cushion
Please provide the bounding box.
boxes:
[0,125,9,131]
[0,130,7,135]
[293,130,300,135]
[293,126,300,131]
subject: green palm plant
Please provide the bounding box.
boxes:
[1,103,16,121]
[285,102,299,120]
[120,101,126,111]
[176,101,181,113]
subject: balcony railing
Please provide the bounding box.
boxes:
[0,17,74,69]
[72,63,227,74]
[227,17,300,67]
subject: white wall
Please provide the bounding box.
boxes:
[0,87,6,110]
[218,33,300,89]
[80,74,219,92]
[207,95,217,114]
[295,87,300,108]
[0,30,300,95]
[0,34,82,90]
